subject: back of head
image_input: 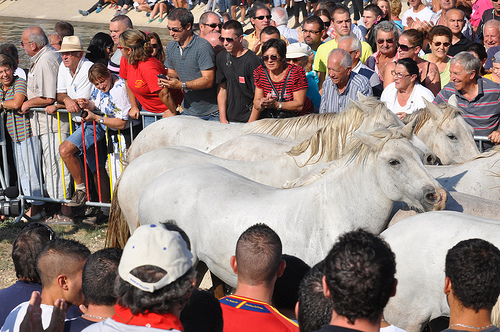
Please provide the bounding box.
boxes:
[298,261,333,332]
[323,229,396,324]
[235,223,282,285]
[12,223,55,283]
[0,43,19,62]
[119,29,152,65]
[82,248,122,306]
[36,238,90,287]
[86,32,113,64]
[261,26,281,37]
[271,7,289,26]
[446,239,500,312]
[317,1,338,15]
[110,15,134,29]
[180,290,223,332]
[272,255,310,314]
[54,21,74,39]
[401,28,424,47]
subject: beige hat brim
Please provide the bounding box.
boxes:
[56,48,90,53]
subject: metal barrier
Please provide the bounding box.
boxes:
[0,107,162,222]
[474,136,491,153]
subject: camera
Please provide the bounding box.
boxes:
[0,187,21,217]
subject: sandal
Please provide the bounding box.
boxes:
[44,214,74,225]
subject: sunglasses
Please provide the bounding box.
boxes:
[377,38,394,44]
[398,43,416,51]
[492,0,498,2]
[204,23,222,29]
[23,222,56,241]
[168,26,183,32]
[255,15,272,20]
[323,21,331,27]
[151,43,158,49]
[433,41,451,47]
[263,54,279,62]
[219,36,240,43]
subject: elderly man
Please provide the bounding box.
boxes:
[219,224,299,331]
[108,15,133,74]
[446,9,474,56]
[272,7,299,43]
[434,51,500,150]
[313,6,373,88]
[199,11,222,39]
[19,27,67,211]
[483,20,500,51]
[301,16,325,52]
[338,35,382,96]
[313,229,397,332]
[216,20,261,123]
[319,49,372,114]
[163,8,219,120]
[52,36,110,208]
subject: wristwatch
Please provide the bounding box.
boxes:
[278,102,282,111]
[182,82,187,91]
[99,118,104,125]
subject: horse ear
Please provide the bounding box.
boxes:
[354,131,382,150]
[401,117,417,137]
[448,94,459,108]
[423,98,443,119]
[351,98,370,113]
[356,91,367,101]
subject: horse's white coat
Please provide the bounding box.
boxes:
[137,131,446,287]
[382,211,500,332]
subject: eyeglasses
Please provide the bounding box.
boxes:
[433,41,451,47]
[391,70,411,79]
[219,36,240,43]
[22,222,56,241]
[492,0,498,2]
[255,15,272,20]
[20,41,33,47]
[204,23,222,29]
[398,43,416,51]
[303,29,321,34]
[168,26,184,32]
[377,38,394,44]
[263,54,279,62]
[151,43,158,49]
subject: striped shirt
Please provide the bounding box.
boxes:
[319,72,372,114]
[254,63,313,115]
[434,77,500,137]
[0,77,32,142]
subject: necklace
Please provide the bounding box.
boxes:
[449,323,494,330]
[82,314,110,320]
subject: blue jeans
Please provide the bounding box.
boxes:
[66,122,106,173]
[219,0,231,12]
[181,111,220,122]
[143,115,161,128]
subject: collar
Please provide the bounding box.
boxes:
[112,305,183,330]
[176,34,197,50]
[30,45,52,66]
[333,72,355,95]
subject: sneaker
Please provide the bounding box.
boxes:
[96,5,102,13]
[114,9,121,16]
[158,17,164,23]
[79,9,89,16]
[67,190,87,207]
[148,18,154,23]
[145,12,151,17]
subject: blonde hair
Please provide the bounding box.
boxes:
[373,0,393,21]
[119,29,153,66]
[389,0,401,17]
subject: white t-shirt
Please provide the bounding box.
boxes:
[1,302,54,332]
[381,324,407,332]
[82,318,182,332]
[401,6,435,27]
[380,82,434,115]
[56,57,94,122]
[90,77,131,122]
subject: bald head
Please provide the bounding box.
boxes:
[21,27,48,56]
[205,32,224,55]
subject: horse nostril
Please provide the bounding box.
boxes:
[425,154,436,165]
[425,192,437,203]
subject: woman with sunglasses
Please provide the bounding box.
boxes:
[119,30,183,127]
[148,32,165,64]
[366,21,399,85]
[314,9,332,42]
[250,39,313,121]
[384,29,441,96]
[380,58,434,120]
[423,26,452,88]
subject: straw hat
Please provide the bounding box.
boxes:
[286,43,312,59]
[56,36,89,53]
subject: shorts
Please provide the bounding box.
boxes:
[66,122,106,173]
[273,0,286,6]
[231,0,245,6]
[254,0,273,4]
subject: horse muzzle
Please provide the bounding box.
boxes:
[421,185,448,211]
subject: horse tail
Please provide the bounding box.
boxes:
[105,172,130,248]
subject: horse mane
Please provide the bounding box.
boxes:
[285,128,411,188]
[246,113,338,138]
[286,97,392,166]
[402,103,464,135]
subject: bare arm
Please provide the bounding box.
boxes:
[317,71,326,95]
[217,82,228,124]
[158,88,177,117]
[248,86,265,122]
[20,97,55,114]
[124,79,140,120]
[76,99,128,130]
[2,92,26,111]
[161,68,215,90]
[383,62,396,88]
[260,89,307,112]
[425,62,441,96]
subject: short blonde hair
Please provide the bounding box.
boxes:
[389,0,401,17]
[119,29,153,66]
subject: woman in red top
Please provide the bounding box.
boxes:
[119,29,183,127]
[250,39,313,121]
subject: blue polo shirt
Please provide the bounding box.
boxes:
[165,34,218,116]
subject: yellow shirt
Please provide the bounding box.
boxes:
[313,39,373,73]
[243,30,290,56]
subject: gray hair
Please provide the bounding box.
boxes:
[339,35,361,52]
[329,48,352,69]
[199,11,221,24]
[484,19,500,34]
[46,31,59,40]
[271,7,288,26]
[373,20,399,41]
[28,27,49,48]
[450,51,481,80]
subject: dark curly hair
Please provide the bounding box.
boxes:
[323,229,396,324]
[446,239,500,312]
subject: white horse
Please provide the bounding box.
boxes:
[381,211,500,332]
[427,146,500,201]
[135,129,446,286]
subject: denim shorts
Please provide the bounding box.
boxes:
[66,122,106,173]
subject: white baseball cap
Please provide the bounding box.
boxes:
[286,43,312,59]
[118,224,193,293]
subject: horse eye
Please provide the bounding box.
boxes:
[389,159,400,166]
[447,133,457,140]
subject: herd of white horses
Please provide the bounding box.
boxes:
[106,95,500,332]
